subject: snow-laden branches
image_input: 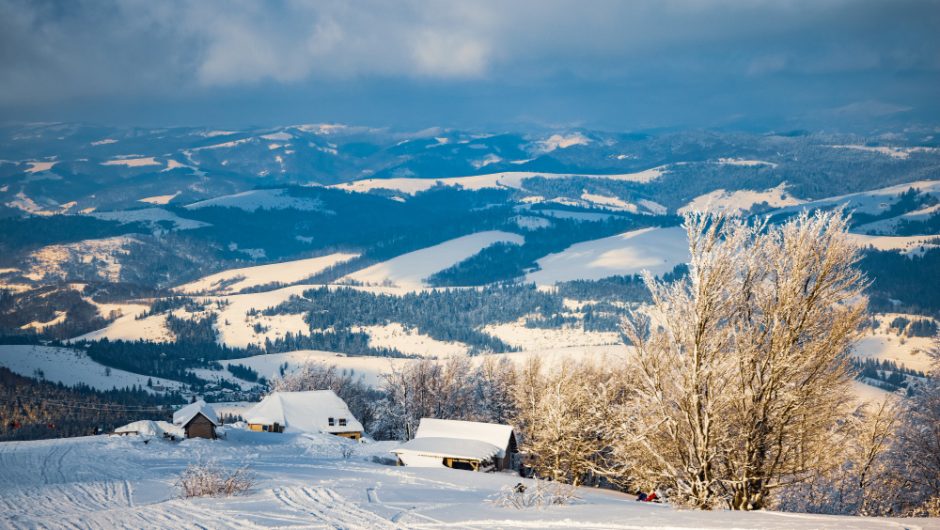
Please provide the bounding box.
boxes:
[618,209,867,509]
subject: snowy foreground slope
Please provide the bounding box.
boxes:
[2,431,935,530]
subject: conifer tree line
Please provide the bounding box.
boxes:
[304,210,940,516]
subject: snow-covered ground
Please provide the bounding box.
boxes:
[846,233,940,255]
[680,183,803,215]
[101,156,162,168]
[219,350,405,388]
[89,208,209,231]
[71,309,173,344]
[332,167,667,196]
[176,253,359,295]
[138,192,180,205]
[341,231,525,291]
[527,226,690,285]
[483,320,622,351]
[185,189,330,212]
[831,144,939,160]
[24,236,136,282]
[716,157,779,168]
[853,313,939,373]
[856,203,940,234]
[1,430,933,529]
[0,345,183,393]
[780,179,940,216]
[352,323,471,358]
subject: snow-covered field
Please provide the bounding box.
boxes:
[680,183,802,215]
[185,189,330,212]
[90,208,209,231]
[24,236,136,282]
[332,167,666,196]
[846,233,940,255]
[353,323,471,358]
[831,144,939,160]
[527,226,689,285]
[341,231,524,291]
[101,156,162,168]
[176,253,359,295]
[781,179,940,216]
[0,430,933,529]
[853,313,939,373]
[72,310,173,344]
[483,320,622,351]
[0,345,183,393]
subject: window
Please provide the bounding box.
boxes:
[328,417,335,426]
[339,418,347,427]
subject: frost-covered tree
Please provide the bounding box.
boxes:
[620,210,867,509]
[895,340,940,515]
[374,357,479,440]
[513,358,630,487]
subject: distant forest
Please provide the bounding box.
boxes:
[0,367,181,441]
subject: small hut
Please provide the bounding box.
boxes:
[244,390,363,439]
[390,418,519,471]
[173,400,220,439]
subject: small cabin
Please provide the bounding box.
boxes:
[173,400,221,439]
[391,418,519,472]
[244,390,363,440]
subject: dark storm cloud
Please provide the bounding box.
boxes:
[1,0,938,129]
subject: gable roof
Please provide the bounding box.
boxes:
[391,437,502,462]
[244,390,363,434]
[414,418,515,457]
[173,400,220,427]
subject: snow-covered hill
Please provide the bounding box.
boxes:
[0,345,183,393]
[680,183,803,215]
[184,189,331,212]
[175,252,359,295]
[332,167,666,195]
[341,231,525,291]
[527,226,690,285]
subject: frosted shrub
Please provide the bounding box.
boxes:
[176,463,255,498]
[490,480,580,509]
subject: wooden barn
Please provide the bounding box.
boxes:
[173,400,221,439]
[244,390,363,440]
[391,418,519,472]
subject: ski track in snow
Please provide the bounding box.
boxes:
[273,486,399,529]
[0,434,933,529]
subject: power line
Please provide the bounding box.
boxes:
[11,396,173,412]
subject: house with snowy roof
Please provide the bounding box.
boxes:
[390,418,519,472]
[244,390,363,440]
[173,400,221,439]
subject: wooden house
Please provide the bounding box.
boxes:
[173,400,220,439]
[390,418,519,472]
[244,390,363,440]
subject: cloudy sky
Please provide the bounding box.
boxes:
[1,0,938,130]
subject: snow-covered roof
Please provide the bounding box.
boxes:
[413,418,515,458]
[244,390,363,434]
[173,400,220,427]
[115,420,162,436]
[391,437,502,461]
[114,419,183,438]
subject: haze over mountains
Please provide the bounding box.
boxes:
[1,122,938,392]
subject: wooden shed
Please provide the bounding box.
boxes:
[391,418,519,472]
[173,400,221,440]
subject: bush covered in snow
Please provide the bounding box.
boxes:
[176,463,255,498]
[489,480,581,509]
